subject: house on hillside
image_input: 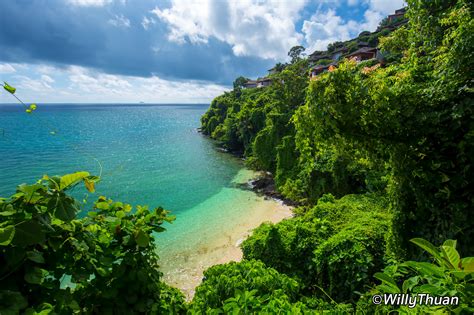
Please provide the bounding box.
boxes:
[330,46,348,61]
[309,63,337,80]
[346,47,379,63]
[308,51,331,65]
[257,77,272,87]
[243,80,258,88]
[388,7,407,23]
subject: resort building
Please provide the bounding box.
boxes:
[346,47,378,63]
[387,7,407,23]
[257,77,272,87]
[310,63,337,80]
[243,80,258,88]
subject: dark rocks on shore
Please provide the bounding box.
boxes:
[250,174,298,207]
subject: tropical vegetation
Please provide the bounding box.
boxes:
[1,0,473,313]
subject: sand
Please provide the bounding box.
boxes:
[158,171,293,300]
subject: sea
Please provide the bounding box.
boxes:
[0,103,289,295]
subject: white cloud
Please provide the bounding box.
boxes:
[141,16,156,30]
[0,64,16,74]
[108,14,131,28]
[152,0,307,60]
[16,75,53,92]
[368,0,405,15]
[0,64,228,104]
[302,9,359,51]
[41,75,55,84]
[302,0,405,52]
[65,66,226,102]
[67,0,112,7]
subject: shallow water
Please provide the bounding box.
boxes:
[0,104,291,296]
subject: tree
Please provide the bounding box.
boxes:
[233,76,250,90]
[273,62,286,73]
[288,46,305,63]
[327,41,343,52]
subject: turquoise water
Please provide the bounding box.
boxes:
[0,103,291,295]
[0,104,245,239]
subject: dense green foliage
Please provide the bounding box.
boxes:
[359,238,474,314]
[243,194,392,302]
[2,0,472,313]
[189,260,310,313]
[199,0,473,312]
[0,172,186,314]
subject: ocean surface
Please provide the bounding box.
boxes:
[0,102,246,227]
[0,103,289,293]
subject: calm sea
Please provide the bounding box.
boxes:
[0,104,248,238]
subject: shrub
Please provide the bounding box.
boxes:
[0,172,186,314]
[358,238,474,314]
[242,194,392,303]
[189,260,302,313]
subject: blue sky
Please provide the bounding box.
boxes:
[0,0,404,103]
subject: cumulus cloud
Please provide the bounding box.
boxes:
[368,0,405,14]
[302,0,405,51]
[141,16,156,30]
[302,9,360,51]
[65,66,227,102]
[67,0,113,7]
[41,75,55,84]
[0,64,228,103]
[0,63,16,74]
[152,0,307,60]
[108,14,131,28]
[16,75,54,92]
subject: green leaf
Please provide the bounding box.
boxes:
[441,245,460,269]
[374,272,400,293]
[410,238,443,265]
[135,229,150,247]
[0,291,27,314]
[0,204,16,216]
[48,193,77,222]
[460,257,474,272]
[404,261,444,277]
[402,276,419,293]
[26,250,45,264]
[59,171,90,191]
[3,82,16,94]
[442,239,457,248]
[95,201,109,210]
[24,267,47,284]
[0,226,15,246]
[13,220,45,246]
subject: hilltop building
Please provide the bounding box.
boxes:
[257,77,272,88]
[243,80,258,88]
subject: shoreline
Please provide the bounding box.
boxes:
[159,170,293,300]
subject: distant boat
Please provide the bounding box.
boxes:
[139,101,145,104]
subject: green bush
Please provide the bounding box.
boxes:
[189,260,303,313]
[358,238,474,314]
[0,172,186,314]
[243,194,392,303]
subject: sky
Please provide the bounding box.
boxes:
[0,0,404,104]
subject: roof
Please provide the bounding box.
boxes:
[394,7,407,14]
[245,80,258,84]
[346,47,377,57]
[311,64,330,71]
[332,46,348,54]
[257,77,272,82]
